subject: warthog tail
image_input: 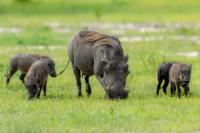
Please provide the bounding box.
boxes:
[57,59,70,76]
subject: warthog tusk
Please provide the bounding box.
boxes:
[106,84,110,90]
[106,80,111,91]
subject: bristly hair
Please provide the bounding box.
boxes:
[77,30,124,56]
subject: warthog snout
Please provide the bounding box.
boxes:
[106,87,129,99]
[107,89,129,99]
[50,73,57,77]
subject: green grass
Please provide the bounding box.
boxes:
[1,0,200,132]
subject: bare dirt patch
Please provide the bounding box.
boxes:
[0,27,22,33]
[120,35,200,44]
[177,51,199,58]
[44,21,70,33]
[85,22,200,33]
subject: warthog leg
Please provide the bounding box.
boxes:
[84,76,91,96]
[170,83,175,97]
[19,73,26,83]
[36,84,42,98]
[177,83,181,98]
[6,66,17,84]
[43,80,47,97]
[162,79,169,94]
[73,65,82,97]
[156,78,163,95]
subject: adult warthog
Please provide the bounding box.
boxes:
[68,30,129,99]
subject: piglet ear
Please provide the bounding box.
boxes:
[124,55,128,62]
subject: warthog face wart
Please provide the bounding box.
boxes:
[100,56,129,99]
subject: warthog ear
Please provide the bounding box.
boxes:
[124,55,128,62]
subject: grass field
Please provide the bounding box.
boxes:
[1,0,200,132]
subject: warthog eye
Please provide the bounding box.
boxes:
[100,74,103,78]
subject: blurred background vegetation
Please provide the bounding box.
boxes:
[0,0,200,23]
[0,0,200,46]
